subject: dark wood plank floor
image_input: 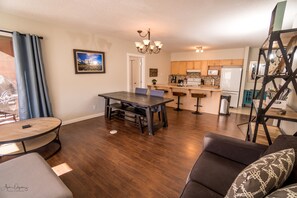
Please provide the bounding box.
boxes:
[32,108,250,197]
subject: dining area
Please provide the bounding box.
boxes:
[98,88,174,135]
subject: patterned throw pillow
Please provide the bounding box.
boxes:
[265,183,297,197]
[225,149,295,198]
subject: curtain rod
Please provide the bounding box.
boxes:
[0,29,43,39]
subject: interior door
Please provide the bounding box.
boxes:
[130,56,142,92]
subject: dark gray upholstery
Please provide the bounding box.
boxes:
[180,181,222,198]
[180,133,297,198]
[190,152,246,196]
[203,133,268,165]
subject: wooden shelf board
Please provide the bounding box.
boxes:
[250,122,281,145]
[0,132,57,155]
[253,99,297,121]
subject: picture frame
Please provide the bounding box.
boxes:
[149,68,158,77]
[248,61,266,83]
[73,49,105,74]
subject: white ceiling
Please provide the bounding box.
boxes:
[0,0,296,52]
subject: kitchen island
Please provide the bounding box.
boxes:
[147,84,222,115]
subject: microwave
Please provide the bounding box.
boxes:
[208,69,219,76]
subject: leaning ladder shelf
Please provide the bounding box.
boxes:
[247,28,297,145]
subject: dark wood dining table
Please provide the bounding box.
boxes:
[98,91,174,135]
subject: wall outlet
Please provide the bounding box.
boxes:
[92,105,96,110]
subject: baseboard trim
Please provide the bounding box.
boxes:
[62,112,105,125]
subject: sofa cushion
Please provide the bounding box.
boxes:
[180,181,223,198]
[264,135,297,185]
[0,153,73,198]
[266,183,297,197]
[190,151,246,196]
[225,148,295,198]
[204,133,268,165]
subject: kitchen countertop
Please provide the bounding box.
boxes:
[148,84,221,92]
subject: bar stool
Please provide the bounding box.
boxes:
[191,93,206,114]
[173,92,187,111]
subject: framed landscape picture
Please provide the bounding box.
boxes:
[73,49,105,74]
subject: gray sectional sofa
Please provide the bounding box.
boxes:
[180,133,297,197]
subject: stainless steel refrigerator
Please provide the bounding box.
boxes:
[220,67,242,108]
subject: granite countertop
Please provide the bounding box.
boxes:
[148,84,221,92]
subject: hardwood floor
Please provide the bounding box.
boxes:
[6,108,249,197]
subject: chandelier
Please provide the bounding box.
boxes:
[135,28,163,54]
[196,46,204,53]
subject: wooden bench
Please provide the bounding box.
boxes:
[108,103,147,133]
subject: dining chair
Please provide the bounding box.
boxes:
[150,89,164,121]
[135,87,148,95]
[150,90,164,97]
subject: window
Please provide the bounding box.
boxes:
[0,35,18,124]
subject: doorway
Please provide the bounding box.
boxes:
[127,54,145,92]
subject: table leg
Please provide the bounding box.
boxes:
[161,105,168,127]
[146,107,153,135]
[104,98,110,118]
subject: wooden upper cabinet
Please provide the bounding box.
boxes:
[193,61,202,70]
[207,60,220,66]
[220,59,232,66]
[179,62,187,75]
[171,61,187,75]
[220,59,244,66]
[231,59,244,66]
[201,60,208,76]
[171,59,244,75]
[171,62,180,75]
[186,61,194,69]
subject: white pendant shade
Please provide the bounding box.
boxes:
[154,41,161,47]
[135,42,141,47]
[135,28,162,54]
[143,39,150,45]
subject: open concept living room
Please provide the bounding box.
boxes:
[1,0,297,197]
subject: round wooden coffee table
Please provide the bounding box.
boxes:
[0,117,62,159]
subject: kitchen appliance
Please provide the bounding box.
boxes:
[187,78,201,86]
[208,70,219,76]
[171,75,177,83]
[220,67,242,108]
[177,79,184,86]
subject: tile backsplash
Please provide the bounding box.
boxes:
[169,72,220,86]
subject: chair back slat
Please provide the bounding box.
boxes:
[150,90,164,97]
[135,87,147,95]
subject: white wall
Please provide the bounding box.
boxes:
[245,47,261,90]
[171,48,245,61]
[0,12,170,123]
[146,53,170,85]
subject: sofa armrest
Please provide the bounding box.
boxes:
[203,133,268,165]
